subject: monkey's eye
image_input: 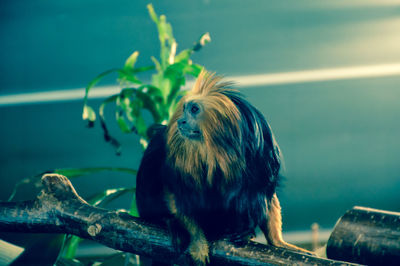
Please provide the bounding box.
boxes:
[190,104,200,115]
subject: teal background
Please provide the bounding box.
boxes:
[1,0,399,232]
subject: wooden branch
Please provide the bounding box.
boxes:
[0,174,357,265]
[327,206,400,265]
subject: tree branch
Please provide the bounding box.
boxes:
[0,174,357,265]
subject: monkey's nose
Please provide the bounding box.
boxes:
[178,118,186,126]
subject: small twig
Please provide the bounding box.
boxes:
[0,174,358,265]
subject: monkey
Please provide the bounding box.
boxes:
[136,70,312,265]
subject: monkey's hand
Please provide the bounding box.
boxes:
[175,216,210,265]
[175,234,210,266]
[166,192,210,265]
[188,235,210,266]
[168,217,210,265]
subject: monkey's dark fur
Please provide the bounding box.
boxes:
[136,71,311,265]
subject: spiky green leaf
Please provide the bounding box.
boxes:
[63,236,83,259]
[88,187,136,207]
[83,69,118,105]
[54,167,137,178]
[130,191,139,217]
[175,49,192,64]
[147,4,159,25]
[116,111,132,133]
[185,63,204,77]
[124,51,139,70]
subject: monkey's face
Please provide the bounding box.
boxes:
[166,70,245,183]
[174,93,241,145]
[168,70,241,147]
[177,101,203,140]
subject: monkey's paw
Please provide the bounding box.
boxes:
[188,239,210,265]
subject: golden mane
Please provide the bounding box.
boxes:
[166,70,245,187]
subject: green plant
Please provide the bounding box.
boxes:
[82,4,210,153]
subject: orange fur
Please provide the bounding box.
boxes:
[167,70,245,187]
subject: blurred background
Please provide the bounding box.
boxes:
[1,0,400,262]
